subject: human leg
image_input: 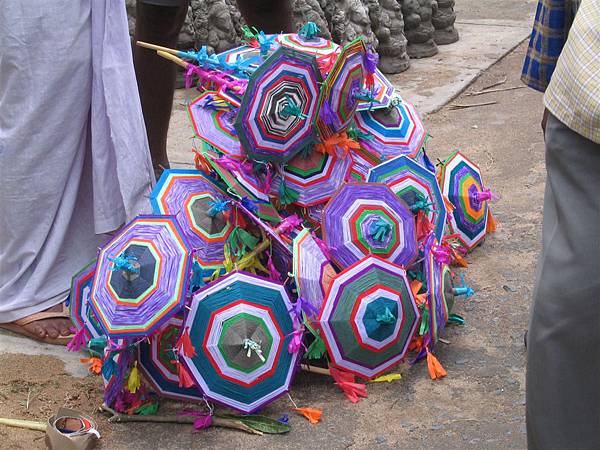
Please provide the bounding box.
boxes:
[236,0,293,33]
[526,114,600,449]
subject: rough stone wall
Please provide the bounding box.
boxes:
[291,0,332,39]
[368,0,410,73]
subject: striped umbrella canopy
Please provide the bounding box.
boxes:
[293,229,336,317]
[438,150,489,251]
[317,256,419,379]
[367,155,447,241]
[276,33,340,57]
[305,202,326,228]
[151,169,232,274]
[356,69,395,112]
[322,183,418,269]
[354,100,426,162]
[235,46,322,163]
[348,146,378,182]
[181,271,299,413]
[218,45,264,76]
[188,92,242,159]
[316,38,366,139]
[91,215,192,339]
[69,260,104,340]
[278,149,352,207]
[138,314,204,401]
[424,241,452,346]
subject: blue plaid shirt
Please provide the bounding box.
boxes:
[521,0,580,92]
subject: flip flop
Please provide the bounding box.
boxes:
[0,303,74,346]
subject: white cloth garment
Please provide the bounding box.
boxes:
[0,1,154,322]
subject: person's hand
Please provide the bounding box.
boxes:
[541,108,550,136]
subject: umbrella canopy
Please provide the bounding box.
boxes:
[138,315,204,401]
[317,256,419,379]
[367,155,447,241]
[424,245,452,346]
[151,169,232,272]
[69,260,104,340]
[91,215,192,339]
[293,228,336,317]
[322,183,418,269]
[438,150,489,250]
[181,271,299,413]
[235,46,322,163]
[354,100,426,162]
[218,45,264,75]
[278,150,352,207]
[188,92,243,159]
[276,33,340,57]
[356,69,395,112]
[316,38,366,138]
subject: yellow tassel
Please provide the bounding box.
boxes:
[370,373,402,383]
[426,349,447,380]
[486,209,497,233]
[127,363,141,393]
[223,245,234,273]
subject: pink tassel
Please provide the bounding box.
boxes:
[313,235,331,259]
[330,366,368,403]
[267,253,281,282]
[276,215,303,234]
[67,326,87,352]
[216,156,240,172]
[287,329,303,354]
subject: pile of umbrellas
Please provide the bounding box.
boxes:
[68,23,498,422]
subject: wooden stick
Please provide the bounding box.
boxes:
[449,101,497,109]
[300,364,330,376]
[0,418,46,432]
[136,41,179,55]
[156,50,189,69]
[99,404,261,435]
[481,76,507,91]
[466,86,526,97]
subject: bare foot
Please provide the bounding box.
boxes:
[20,303,72,340]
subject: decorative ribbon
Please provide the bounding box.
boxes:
[281,95,307,119]
[108,253,139,274]
[207,198,230,217]
[473,188,499,203]
[369,218,391,242]
[299,21,320,40]
[242,338,266,362]
[453,274,474,298]
[376,307,396,324]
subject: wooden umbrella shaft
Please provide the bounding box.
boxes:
[136,41,179,55]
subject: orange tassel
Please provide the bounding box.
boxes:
[174,361,195,388]
[486,209,497,233]
[177,327,197,358]
[450,247,469,268]
[293,407,323,424]
[193,149,213,174]
[416,210,434,241]
[426,349,447,380]
[410,280,427,306]
[80,357,102,375]
[315,132,359,158]
[408,335,423,353]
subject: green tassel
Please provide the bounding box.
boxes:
[419,307,430,336]
[134,402,159,416]
[279,180,300,206]
[448,313,465,326]
[305,335,327,360]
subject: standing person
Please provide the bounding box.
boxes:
[0,1,154,343]
[133,0,293,177]
[522,0,600,448]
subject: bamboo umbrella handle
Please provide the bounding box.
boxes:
[136,41,179,55]
[156,50,189,69]
[300,364,330,376]
[0,417,47,432]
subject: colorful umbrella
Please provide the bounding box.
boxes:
[218,45,264,75]
[293,228,336,317]
[91,215,192,339]
[69,260,105,340]
[138,314,204,401]
[188,92,243,159]
[235,46,322,163]
[356,69,395,112]
[316,38,366,138]
[424,243,452,346]
[354,100,426,162]
[181,271,299,413]
[322,183,418,269]
[277,150,352,207]
[276,33,340,57]
[151,169,232,273]
[317,256,419,379]
[438,150,491,251]
[367,155,447,241]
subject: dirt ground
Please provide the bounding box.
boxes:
[0,42,545,450]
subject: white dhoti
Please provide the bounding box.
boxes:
[0,1,154,322]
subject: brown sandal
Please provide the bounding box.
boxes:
[0,303,74,346]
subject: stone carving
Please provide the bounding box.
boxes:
[367,0,410,73]
[400,0,438,58]
[291,0,332,39]
[322,0,377,49]
[432,0,459,45]
[191,0,240,54]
